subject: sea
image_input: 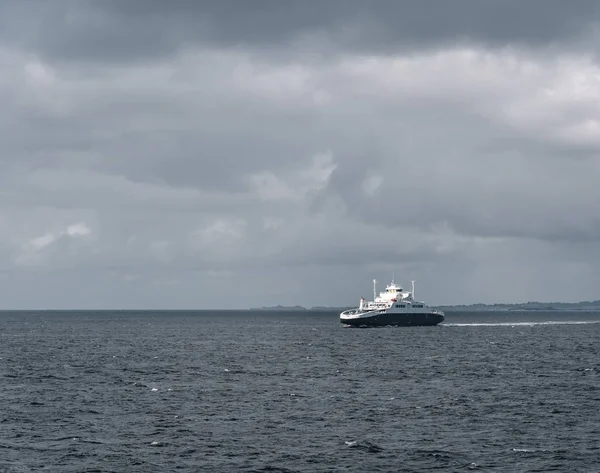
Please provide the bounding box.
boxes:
[1,310,599,473]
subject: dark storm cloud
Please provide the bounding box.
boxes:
[2,0,600,308]
[2,0,600,63]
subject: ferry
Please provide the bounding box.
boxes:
[340,278,444,327]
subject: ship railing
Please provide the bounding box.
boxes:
[341,309,360,316]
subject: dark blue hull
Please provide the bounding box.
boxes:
[341,311,444,327]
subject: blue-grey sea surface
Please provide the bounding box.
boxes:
[1,310,599,472]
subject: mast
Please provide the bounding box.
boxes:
[373,279,377,301]
[411,280,415,301]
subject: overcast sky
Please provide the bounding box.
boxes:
[2,1,600,309]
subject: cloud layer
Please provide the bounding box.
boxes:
[1,2,600,308]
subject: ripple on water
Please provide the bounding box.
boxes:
[0,310,599,472]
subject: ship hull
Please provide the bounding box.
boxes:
[340,311,444,327]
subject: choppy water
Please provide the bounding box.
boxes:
[1,310,599,472]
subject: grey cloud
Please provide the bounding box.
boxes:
[2,3,600,307]
[3,1,600,64]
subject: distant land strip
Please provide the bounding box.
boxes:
[250,301,600,312]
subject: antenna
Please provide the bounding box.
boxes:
[411,280,415,301]
[392,272,395,284]
[373,279,377,301]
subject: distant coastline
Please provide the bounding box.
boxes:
[250,301,600,312]
[249,305,351,311]
[436,300,600,311]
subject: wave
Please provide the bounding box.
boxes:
[443,320,600,327]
